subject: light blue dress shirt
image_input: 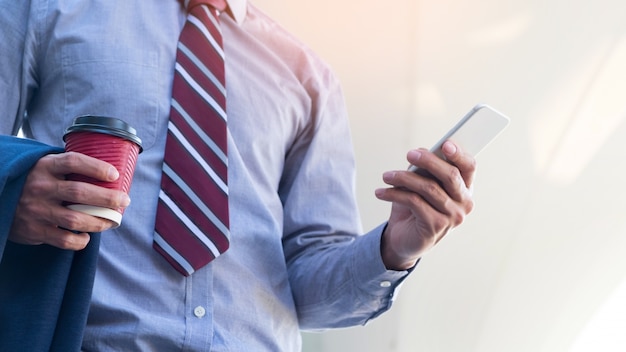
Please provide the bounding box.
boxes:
[0,0,410,350]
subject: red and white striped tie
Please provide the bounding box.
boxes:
[154,0,229,276]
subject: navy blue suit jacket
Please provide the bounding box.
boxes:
[0,136,100,352]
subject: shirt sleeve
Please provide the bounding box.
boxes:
[294,224,412,331]
[0,1,39,136]
[279,66,412,330]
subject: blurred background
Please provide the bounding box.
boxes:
[254,0,626,351]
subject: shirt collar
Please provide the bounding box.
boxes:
[225,0,246,24]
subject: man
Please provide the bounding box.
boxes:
[0,0,475,350]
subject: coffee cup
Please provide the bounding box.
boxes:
[63,115,143,227]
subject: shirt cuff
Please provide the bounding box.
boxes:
[350,222,416,322]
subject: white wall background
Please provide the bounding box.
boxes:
[252,1,626,351]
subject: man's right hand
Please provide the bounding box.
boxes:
[9,152,131,251]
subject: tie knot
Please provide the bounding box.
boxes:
[182,0,227,12]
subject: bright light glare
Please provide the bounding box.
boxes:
[569,278,626,352]
[466,12,532,46]
[544,36,626,185]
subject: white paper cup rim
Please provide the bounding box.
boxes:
[66,204,122,228]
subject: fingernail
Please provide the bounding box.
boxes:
[108,167,120,181]
[408,150,422,160]
[442,141,457,155]
[120,194,131,207]
[383,171,396,182]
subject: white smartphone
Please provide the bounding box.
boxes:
[408,104,510,173]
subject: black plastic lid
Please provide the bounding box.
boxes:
[63,115,143,152]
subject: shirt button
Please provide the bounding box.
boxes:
[380,280,392,288]
[193,306,206,318]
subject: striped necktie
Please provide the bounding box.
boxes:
[154,0,229,276]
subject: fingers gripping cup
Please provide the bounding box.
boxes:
[63,116,143,227]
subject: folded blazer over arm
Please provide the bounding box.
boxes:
[0,135,100,352]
